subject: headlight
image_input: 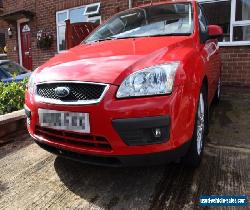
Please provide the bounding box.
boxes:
[27,72,36,94]
[116,62,180,98]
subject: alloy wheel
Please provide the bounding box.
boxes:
[217,77,221,98]
[196,93,205,155]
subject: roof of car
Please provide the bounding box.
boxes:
[137,0,195,8]
[147,0,195,3]
[0,60,9,64]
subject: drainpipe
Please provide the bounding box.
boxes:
[128,0,133,9]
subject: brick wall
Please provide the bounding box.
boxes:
[2,0,129,69]
[1,0,250,86]
[220,46,250,86]
[0,20,6,30]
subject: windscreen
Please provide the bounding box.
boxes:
[85,3,193,43]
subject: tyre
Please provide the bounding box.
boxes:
[182,85,207,167]
[214,76,221,104]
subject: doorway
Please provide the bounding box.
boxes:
[18,20,32,70]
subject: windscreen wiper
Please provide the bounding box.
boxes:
[110,36,141,39]
[147,33,191,37]
[85,36,141,43]
[105,33,191,40]
[85,33,191,44]
[85,37,117,44]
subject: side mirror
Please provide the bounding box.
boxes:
[208,25,223,39]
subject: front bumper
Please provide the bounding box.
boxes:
[35,139,191,167]
[25,84,195,159]
[112,115,170,146]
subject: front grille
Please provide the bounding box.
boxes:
[35,126,112,151]
[36,82,107,104]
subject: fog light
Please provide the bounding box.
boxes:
[152,128,161,138]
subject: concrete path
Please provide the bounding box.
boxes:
[0,87,249,210]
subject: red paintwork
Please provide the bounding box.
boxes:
[25,1,221,157]
[208,25,223,37]
[20,23,32,70]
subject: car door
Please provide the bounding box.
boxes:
[198,5,218,104]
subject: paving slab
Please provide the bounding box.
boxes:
[208,87,250,149]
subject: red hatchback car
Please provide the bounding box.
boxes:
[25,0,222,167]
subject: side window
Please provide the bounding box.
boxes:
[198,5,208,43]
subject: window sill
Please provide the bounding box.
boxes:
[57,50,67,54]
[219,42,250,47]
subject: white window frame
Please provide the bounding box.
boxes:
[85,3,101,16]
[17,18,30,67]
[56,9,69,53]
[56,3,101,53]
[87,16,102,24]
[198,0,250,46]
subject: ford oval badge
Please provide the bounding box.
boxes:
[55,87,70,98]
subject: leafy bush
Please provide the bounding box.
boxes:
[0,79,28,115]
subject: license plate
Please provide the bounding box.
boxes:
[38,109,90,133]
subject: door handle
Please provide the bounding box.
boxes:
[24,51,30,56]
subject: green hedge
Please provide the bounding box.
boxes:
[0,79,28,115]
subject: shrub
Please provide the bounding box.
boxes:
[0,78,28,115]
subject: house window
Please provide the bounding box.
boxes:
[199,0,250,46]
[87,16,101,25]
[199,0,231,42]
[233,0,250,41]
[56,3,101,52]
[85,3,101,16]
[69,7,88,23]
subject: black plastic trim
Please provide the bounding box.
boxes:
[113,115,169,129]
[34,139,191,167]
[112,116,170,146]
[24,105,31,118]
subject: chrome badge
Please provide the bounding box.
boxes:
[55,87,70,98]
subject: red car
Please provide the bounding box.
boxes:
[25,0,222,167]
